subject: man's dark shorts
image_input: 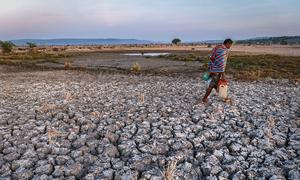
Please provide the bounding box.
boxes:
[209,73,221,89]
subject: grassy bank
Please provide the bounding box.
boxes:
[159,52,300,81]
[0,52,69,65]
[158,53,202,61]
[201,54,300,81]
[1,51,299,81]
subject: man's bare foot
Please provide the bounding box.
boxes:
[196,98,208,105]
[202,98,209,104]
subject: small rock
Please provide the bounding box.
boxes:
[103,144,119,158]
[232,171,246,180]
[65,163,83,177]
[13,168,33,180]
[35,164,53,175]
[11,159,34,171]
[52,166,65,177]
[288,170,300,180]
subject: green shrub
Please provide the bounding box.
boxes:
[26,42,37,49]
[0,41,15,53]
[27,42,37,52]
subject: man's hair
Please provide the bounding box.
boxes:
[224,39,233,45]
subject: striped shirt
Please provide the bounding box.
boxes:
[208,44,229,73]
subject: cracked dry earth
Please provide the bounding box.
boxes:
[0,69,299,180]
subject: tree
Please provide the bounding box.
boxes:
[27,42,37,52]
[0,41,15,54]
[27,42,37,49]
[172,38,181,45]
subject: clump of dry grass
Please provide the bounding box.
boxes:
[63,92,73,103]
[264,128,273,143]
[38,103,59,113]
[163,160,178,180]
[267,117,275,128]
[48,128,66,145]
[131,62,141,73]
[139,93,145,103]
[64,61,72,70]
[264,117,276,145]
[90,111,103,118]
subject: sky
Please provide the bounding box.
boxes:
[0,0,300,42]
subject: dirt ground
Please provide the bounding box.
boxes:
[0,44,299,179]
[35,52,202,74]
[0,66,299,179]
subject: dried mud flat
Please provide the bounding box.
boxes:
[0,67,299,180]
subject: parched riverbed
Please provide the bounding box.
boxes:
[0,68,299,179]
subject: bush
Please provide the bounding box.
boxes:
[0,41,15,53]
[131,63,141,73]
[53,47,59,51]
[64,62,72,70]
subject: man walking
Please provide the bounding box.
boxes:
[202,39,233,103]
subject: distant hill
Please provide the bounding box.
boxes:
[236,36,300,45]
[10,38,154,46]
[187,36,300,45]
[186,40,223,45]
[201,40,223,44]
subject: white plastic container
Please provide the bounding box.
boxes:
[218,80,228,99]
[219,84,228,99]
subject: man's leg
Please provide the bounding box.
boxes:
[214,86,218,93]
[201,73,219,103]
[213,74,221,94]
[202,86,213,103]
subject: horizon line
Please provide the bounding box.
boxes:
[5,34,300,42]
